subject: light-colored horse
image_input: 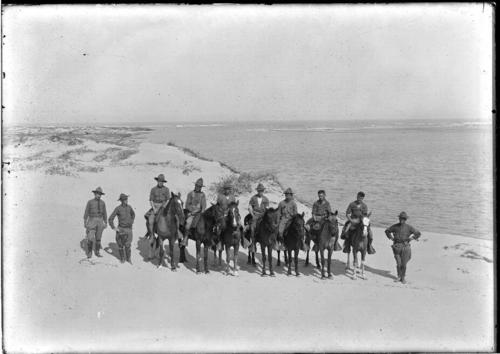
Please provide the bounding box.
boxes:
[346,213,371,280]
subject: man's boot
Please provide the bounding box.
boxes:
[125,246,132,264]
[367,238,376,254]
[87,240,93,258]
[95,240,103,257]
[118,248,125,263]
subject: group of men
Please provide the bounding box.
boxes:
[83,174,421,283]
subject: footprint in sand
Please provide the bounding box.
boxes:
[460,249,492,263]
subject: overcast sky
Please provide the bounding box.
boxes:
[2,4,493,125]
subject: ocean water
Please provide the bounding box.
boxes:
[147,119,493,239]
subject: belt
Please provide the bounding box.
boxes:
[393,240,410,245]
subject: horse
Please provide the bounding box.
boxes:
[346,213,371,280]
[313,211,340,278]
[243,213,257,266]
[152,192,185,271]
[283,213,306,276]
[221,201,243,276]
[254,207,280,276]
[192,203,225,274]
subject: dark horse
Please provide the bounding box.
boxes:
[305,210,340,278]
[283,213,306,276]
[152,192,185,271]
[192,203,225,274]
[243,213,256,266]
[221,201,243,276]
[254,208,280,276]
[346,213,371,280]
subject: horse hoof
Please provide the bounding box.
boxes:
[261,272,267,277]
[171,267,177,272]
[321,275,325,279]
[328,274,333,279]
[296,273,300,277]
[205,270,210,274]
[270,272,275,277]
[233,271,239,276]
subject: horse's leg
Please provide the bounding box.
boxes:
[315,250,320,269]
[284,250,288,265]
[252,250,256,266]
[346,251,351,272]
[213,248,217,267]
[261,244,267,276]
[327,248,333,278]
[196,240,201,273]
[268,246,275,276]
[225,247,231,275]
[352,251,358,280]
[169,239,176,271]
[218,249,223,267]
[320,249,326,278]
[287,249,292,276]
[305,249,310,267]
[233,246,239,276]
[204,244,210,274]
[157,240,164,269]
[294,249,299,276]
[277,250,281,267]
[361,251,366,280]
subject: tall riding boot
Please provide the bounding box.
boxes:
[125,246,132,264]
[95,240,103,257]
[367,238,376,254]
[87,240,93,258]
[118,248,125,263]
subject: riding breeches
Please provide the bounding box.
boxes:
[85,217,106,243]
[392,243,412,279]
[115,228,133,248]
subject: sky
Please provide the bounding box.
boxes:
[2,4,494,125]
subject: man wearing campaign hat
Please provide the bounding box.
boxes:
[182,178,207,260]
[385,212,421,284]
[306,190,333,235]
[83,187,108,258]
[277,187,298,250]
[247,183,270,247]
[109,193,135,264]
[144,174,170,238]
[216,182,237,216]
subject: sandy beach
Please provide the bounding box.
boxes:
[2,126,495,352]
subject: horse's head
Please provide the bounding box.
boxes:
[227,201,240,229]
[165,192,185,225]
[263,207,279,230]
[291,212,306,238]
[326,210,339,223]
[362,213,371,237]
[208,202,225,236]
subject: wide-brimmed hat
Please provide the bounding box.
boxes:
[195,178,204,187]
[118,193,129,201]
[256,183,265,191]
[223,183,232,190]
[92,187,105,195]
[398,211,409,220]
[154,174,167,182]
[284,188,294,195]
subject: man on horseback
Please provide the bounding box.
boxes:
[83,187,108,258]
[277,188,298,250]
[144,174,170,239]
[247,183,269,248]
[108,193,135,264]
[217,182,237,215]
[342,191,375,254]
[306,190,332,241]
[385,211,421,284]
[184,178,207,245]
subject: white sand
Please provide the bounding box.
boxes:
[1,128,494,352]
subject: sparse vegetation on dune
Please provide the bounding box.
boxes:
[210,171,282,196]
[167,141,238,173]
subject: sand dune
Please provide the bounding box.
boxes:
[1,126,494,352]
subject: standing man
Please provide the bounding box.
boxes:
[183,178,207,255]
[277,188,298,249]
[248,183,270,243]
[342,191,375,254]
[385,212,421,284]
[108,194,135,264]
[144,174,170,238]
[83,187,108,258]
[306,190,333,234]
